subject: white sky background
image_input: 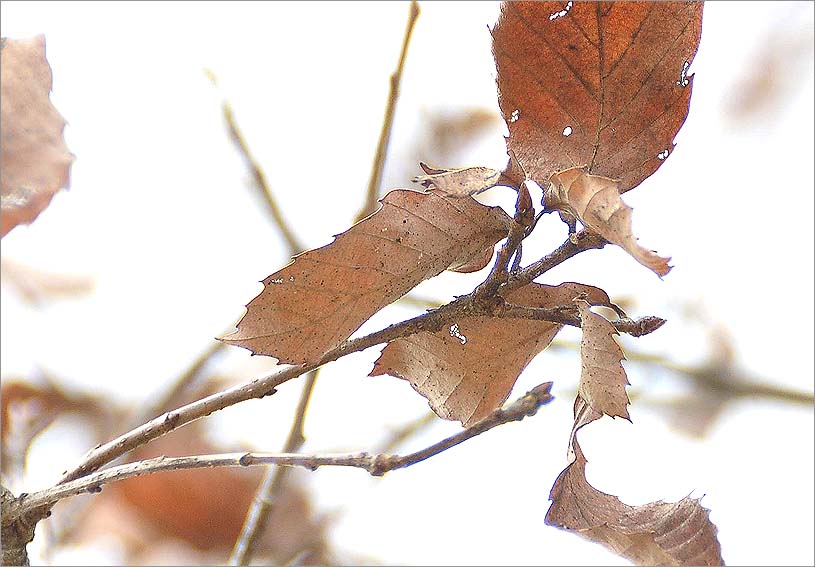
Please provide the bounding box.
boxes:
[1,1,813,565]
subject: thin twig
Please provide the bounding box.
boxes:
[129,340,227,428]
[5,383,553,521]
[549,339,815,407]
[206,70,305,253]
[354,0,421,222]
[505,229,607,291]
[229,370,320,565]
[498,303,665,337]
[396,293,444,310]
[375,411,438,454]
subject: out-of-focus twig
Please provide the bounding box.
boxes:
[354,0,420,222]
[375,410,437,454]
[229,370,319,565]
[549,339,814,408]
[128,340,227,429]
[396,293,444,310]
[205,69,305,253]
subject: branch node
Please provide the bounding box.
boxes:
[369,453,396,477]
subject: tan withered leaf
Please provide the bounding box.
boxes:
[371,282,610,427]
[1,35,73,237]
[221,189,510,365]
[575,297,630,426]
[413,162,502,197]
[546,440,724,566]
[551,165,671,277]
[493,2,703,192]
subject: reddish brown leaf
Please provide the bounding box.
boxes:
[371,282,610,426]
[221,189,510,364]
[493,2,703,193]
[548,166,671,277]
[1,35,73,237]
[546,440,724,566]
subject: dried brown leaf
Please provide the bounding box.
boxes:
[413,162,502,197]
[549,166,671,277]
[371,282,610,427]
[221,189,511,364]
[493,2,703,193]
[574,297,631,429]
[1,35,73,237]
[546,440,724,566]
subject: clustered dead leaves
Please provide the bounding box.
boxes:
[219,2,720,565]
[1,2,724,566]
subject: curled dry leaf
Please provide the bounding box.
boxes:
[546,440,724,566]
[1,35,73,237]
[574,297,631,433]
[492,2,703,193]
[371,282,610,427]
[221,189,510,365]
[413,162,502,197]
[548,166,671,277]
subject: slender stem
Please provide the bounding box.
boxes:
[129,340,227,428]
[354,0,421,222]
[549,339,815,406]
[505,230,607,291]
[375,411,437,454]
[229,370,319,565]
[5,383,552,521]
[206,70,305,253]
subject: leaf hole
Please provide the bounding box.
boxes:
[449,323,467,345]
[657,149,670,160]
[509,109,520,123]
[548,1,573,21]
[562,126,573,137]
[675,61,690,87]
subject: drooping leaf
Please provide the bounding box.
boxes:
[1,35,73,237]
[548,166,671,277]
[371,282,610,427]
[492,2,703,193]
[546,440,724,566]
[572,296,631,438]
[221,189,511,365]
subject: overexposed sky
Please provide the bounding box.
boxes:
[2,2,813,565]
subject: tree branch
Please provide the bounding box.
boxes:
[52,228,618,490]
[4,383,553,523]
